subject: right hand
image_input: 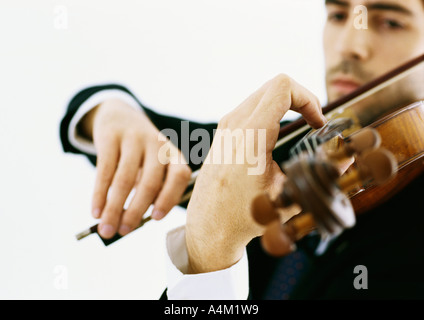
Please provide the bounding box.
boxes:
[81,98,192,239]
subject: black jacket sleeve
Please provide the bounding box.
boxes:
[59,83,218,171]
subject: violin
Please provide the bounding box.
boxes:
[75,53,424,246]
[252,100,424,256]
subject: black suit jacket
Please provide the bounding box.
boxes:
[60,84,424,300]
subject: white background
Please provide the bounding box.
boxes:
[0,0,327,299]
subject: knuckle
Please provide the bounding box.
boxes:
[115,176,134,190]
[218,113,232,129]
[96,129,118,145]
[92,188,106,201]
[217,116,228,128]
[143,181,161,196]
[122,213,142,229]
[101,206,121,224]
[157,135,169,148]
[175,165,192,181]
[125,129,144,145]
[274,73,291,88]
[97,162,115,179]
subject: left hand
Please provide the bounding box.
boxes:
[185,74,327,273]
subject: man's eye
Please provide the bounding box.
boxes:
[328,12,347,23]
[381,19,405,30]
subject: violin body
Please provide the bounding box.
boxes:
[351,101,424,215]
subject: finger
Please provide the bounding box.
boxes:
[98,139,143,238]
[252,74,326,130]
[92,135,119,218]
[151,160,192,220]
[290,90,326,129]
[228,78,276,120]
[118,150,165,235]
[135,167,143,185]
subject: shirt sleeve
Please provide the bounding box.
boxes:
[165,225,249,300]
[67,89,143,155]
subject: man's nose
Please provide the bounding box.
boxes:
[337,17,371,62]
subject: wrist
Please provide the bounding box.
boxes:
[185,224,245,274]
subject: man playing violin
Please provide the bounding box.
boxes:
[60,0,424,299]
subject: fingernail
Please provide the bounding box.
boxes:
[99,224,115,238]
[118,225,131,236]
[92,208,101,219]
[151,209,166,220]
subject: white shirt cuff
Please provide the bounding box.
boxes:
[165,225,249,300]
[67,89,143,155]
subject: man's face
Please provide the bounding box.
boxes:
[324,0,424,102]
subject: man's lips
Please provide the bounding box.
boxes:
[331,78,362,95]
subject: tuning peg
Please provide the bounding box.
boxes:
[261,220,296,257]
[327,128,381,161]
[251,193,279,226]
[260,213,317,257]
[359,147,398,184]
[337,148,398,192]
